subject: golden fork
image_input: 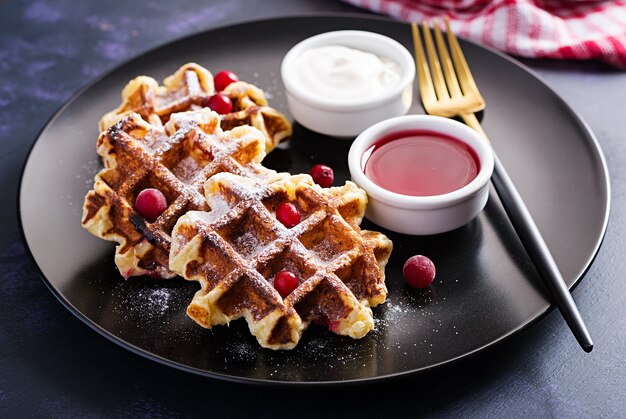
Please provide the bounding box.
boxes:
[412,19,593,352]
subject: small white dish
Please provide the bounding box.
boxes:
[280,30,415,138]
[348,115,494,235]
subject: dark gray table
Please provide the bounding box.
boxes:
[2,0,625,417]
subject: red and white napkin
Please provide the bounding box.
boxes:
[342,0,626,67]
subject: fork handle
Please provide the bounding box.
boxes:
[460,113,594,352]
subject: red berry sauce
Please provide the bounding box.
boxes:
[363,130,479,196]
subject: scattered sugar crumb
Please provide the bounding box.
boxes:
[145,288,171,315]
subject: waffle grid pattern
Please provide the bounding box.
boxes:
[170,172,390,349]
[83,110,269,279]
[84,94,392,349]
[98,63,292,152]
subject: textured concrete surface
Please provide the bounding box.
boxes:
[2,0,625,417]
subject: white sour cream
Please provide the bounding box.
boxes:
[294,45,401,103]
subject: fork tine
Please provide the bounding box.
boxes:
[444,17,483,101]
[411,22,437,108]
[433,20,462,98]
[421,21,449,100]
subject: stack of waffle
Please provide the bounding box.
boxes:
[82,64,392,349]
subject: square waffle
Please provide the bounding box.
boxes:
[83,109,272,279]
[98,62,292,152]
[169,172,392,349]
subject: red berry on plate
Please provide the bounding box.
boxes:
[310,164,334,188]
[276,202,301,228]
[135,188,167,223]
[214,70,239,91]
[403,255,436,288]
[274,270,299,298]
[205,93,233,114]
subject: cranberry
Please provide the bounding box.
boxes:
[310,164,334,188]
[205,93,233,114]
[274,270,299,298]
[135,188,167,223]
[403,255,436,288]
[214,70,239,91]
[276,202,300,228]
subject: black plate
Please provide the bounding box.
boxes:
[19,15,609,384]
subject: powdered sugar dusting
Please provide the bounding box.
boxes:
[223,338,258,362]
[311,240,337,262]
[112,284,173,320]
[145,288,171,315]
[172,156,203,183]
[232,230,261,258]
[79,157,101,189]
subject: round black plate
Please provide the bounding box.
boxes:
[19,15,609,384]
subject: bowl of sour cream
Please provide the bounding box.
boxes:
[281,30,415,138]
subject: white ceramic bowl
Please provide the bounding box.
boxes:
[348,115,495,235]
[280,30,415,138]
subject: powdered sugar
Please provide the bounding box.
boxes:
[172,156,203,183]
[310,240,337,262]
[232,230,261,258]
[145,288,171,315]
[110,278,193,325]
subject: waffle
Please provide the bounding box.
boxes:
[83,108,272,279]
[169,172,392,350]
[98,62,292,152]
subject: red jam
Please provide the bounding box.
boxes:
[362,130,479,196]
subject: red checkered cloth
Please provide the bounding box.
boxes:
[342,0,626,67]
